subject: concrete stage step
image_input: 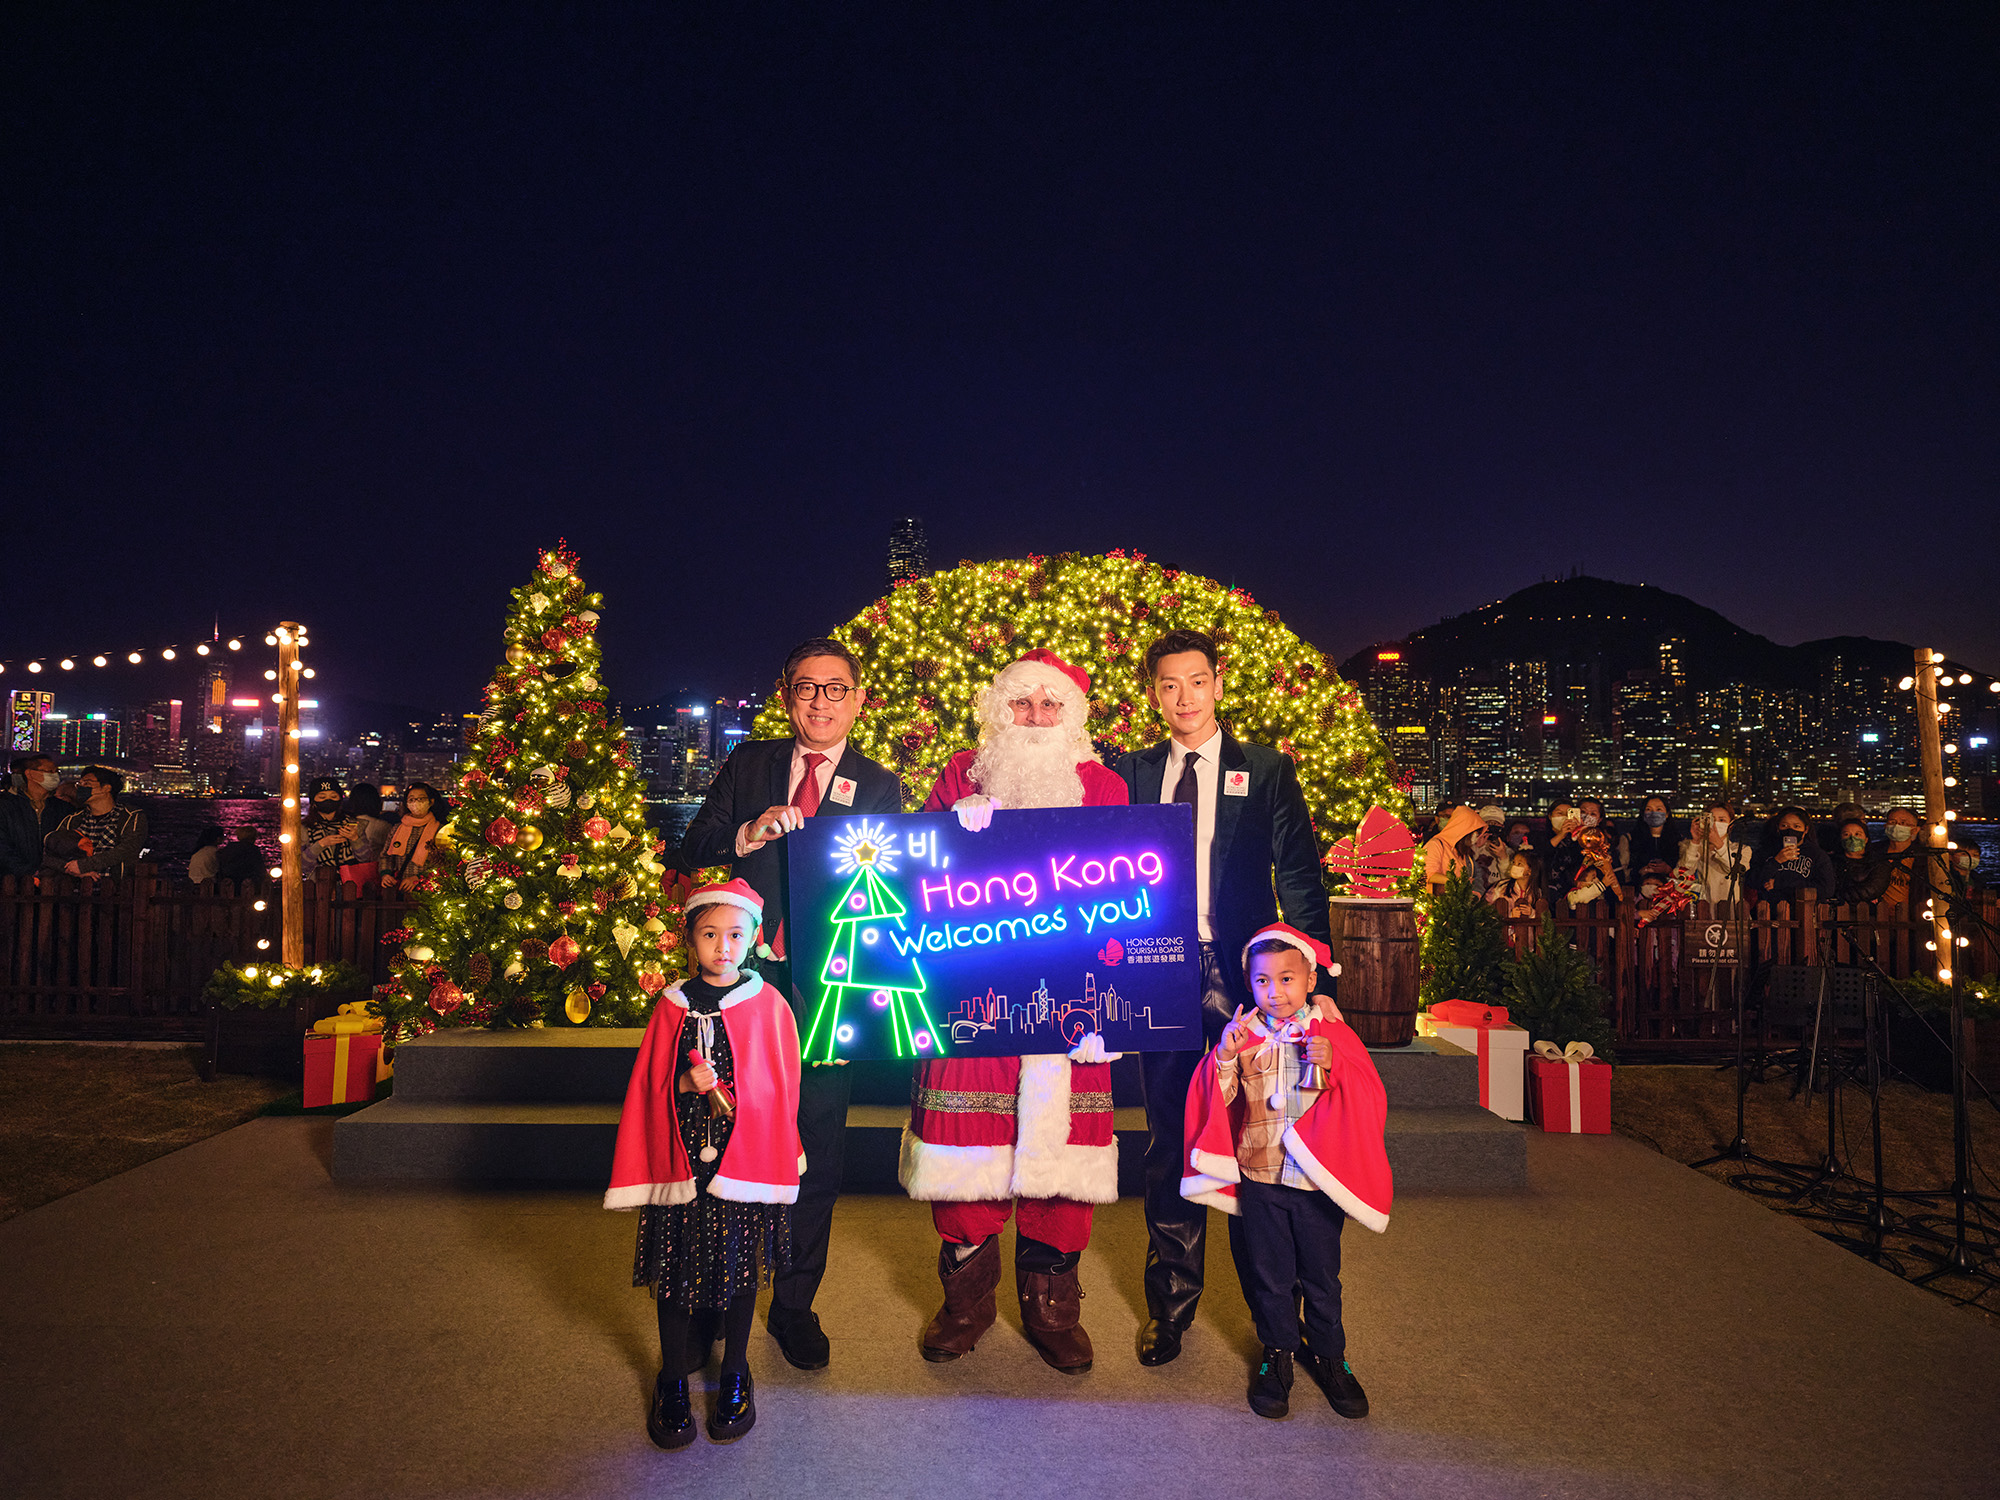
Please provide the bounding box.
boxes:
[333,1030,1524,1192]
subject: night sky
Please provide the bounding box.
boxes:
[6,3,1996,726]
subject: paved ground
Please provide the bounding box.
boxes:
[2,1117,1997,1499]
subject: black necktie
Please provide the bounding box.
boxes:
[1173,750,1200,812]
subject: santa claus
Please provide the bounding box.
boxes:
[900,648,1129,1373]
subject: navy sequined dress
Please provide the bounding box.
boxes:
[632,977,791,1309]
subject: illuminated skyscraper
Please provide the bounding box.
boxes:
[886,517,930,586]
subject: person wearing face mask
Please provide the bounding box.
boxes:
[44,766,149,881]
[1423,805,1490,895]
[1,753,79,877]
[1675,802,1751,905]
[1747,808,1834,904]
[1502,818,1534,854]
[1625,796,1682,878]
[1828,818,1884,905]
[1948,841,1989,901]
[379,782,446,891]
[1485,847,1544,919]
[1869,807,1934,912]
[1815,802,1870,856]
[1574,798,1629,883]
[302,777,359,878]
[1540,801,1585,903]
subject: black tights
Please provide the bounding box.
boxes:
[657,1290,757,1377]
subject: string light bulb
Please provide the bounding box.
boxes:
[92,655,107,667]
[128,651,142,664]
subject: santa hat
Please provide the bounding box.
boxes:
[1241,921,1333,978]
[1014,647,1091,698]
[684,878,763,927]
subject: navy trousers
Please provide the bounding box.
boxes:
[1234,1177,1347,1357]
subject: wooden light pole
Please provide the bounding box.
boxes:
[276,622,304,968]
[1911,646,1954,983]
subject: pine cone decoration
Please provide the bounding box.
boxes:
[467,952,493,988]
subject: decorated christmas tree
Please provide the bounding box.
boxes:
[375,543,683,1043]
[752,551,1414,878]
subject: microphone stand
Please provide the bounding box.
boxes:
[1692,837,1803,1177]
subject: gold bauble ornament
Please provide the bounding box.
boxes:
[612,922,639,958]
[505,644,530,665]
[405,943,434,962]
[434,821,457,848]
[564,987,592,1024]
[642,917,667,935]
[518,825,544,851]
[503,960,525,980]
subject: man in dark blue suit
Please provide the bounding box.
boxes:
[1115,629,1336,1367]
[679,636,903,1370]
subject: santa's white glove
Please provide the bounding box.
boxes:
[952,794,1001,832]
[1068,1032,1123,1064]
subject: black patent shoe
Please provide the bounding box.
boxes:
[1248,1346,1294,1419]
[1298,1348,1369,1419]
[707,1369,756,1443]
[1137,1318,1184,1366]
[767,1305,831,1370]
[646,1372,696,1450]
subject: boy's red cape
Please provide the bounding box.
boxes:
[604,974,804,1209]
[1181,1006,1394,1233]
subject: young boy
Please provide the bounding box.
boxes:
[1182,923,1392,1420]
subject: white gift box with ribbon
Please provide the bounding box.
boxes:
[1417,1012,1529,1121]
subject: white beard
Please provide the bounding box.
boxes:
[970,727,1084,809]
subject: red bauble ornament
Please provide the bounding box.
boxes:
[637,971,666,996]
[541,627,567,652]
[485,816,518,847]
[428,980,465,1014]
[548,934,581,968]
[586,982,606,1001]
[583,815,611,841]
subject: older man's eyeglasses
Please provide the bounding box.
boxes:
[788,681,852,702]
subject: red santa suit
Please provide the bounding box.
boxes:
[605,973,805,1210]
[899,746,1129,1250]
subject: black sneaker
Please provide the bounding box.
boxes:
[707,1369,756,1443]
[1298,1348,1369,1419]
[1248,1346,1294,1419]
[767,1306,831,1370]
[646,1372,696,1450]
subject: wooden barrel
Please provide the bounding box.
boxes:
[1329,897,1420,1047]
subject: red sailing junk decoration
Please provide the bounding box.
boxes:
[1636,865,1703,929]
[1324,805,1417,899]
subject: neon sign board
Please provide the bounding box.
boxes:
[787,806,1202,1061]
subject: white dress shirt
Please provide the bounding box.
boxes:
[1159,726,1223,941]
[735,738,848,855]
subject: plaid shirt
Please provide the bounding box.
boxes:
[1216,1010,1323,1189]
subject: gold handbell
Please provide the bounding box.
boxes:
[706,1079,737,1119]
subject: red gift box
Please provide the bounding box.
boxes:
[1529,1052,1610,1134]
[304,1031,381,1108]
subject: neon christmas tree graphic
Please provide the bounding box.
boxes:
[803,821,948,1061]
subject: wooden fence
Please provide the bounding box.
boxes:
[3,868,1992,1055]
[0,866,416,1041]
[1503,892,2000,1052]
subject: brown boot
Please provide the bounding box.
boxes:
[1018,1266,1094,1373]
[921,1237,1000,1362]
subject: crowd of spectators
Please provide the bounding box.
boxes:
[1417,794,1986,919]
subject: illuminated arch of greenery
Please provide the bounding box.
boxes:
[753,551,1414,878]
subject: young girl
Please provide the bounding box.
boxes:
[605,879,801,1451]
[1486,847,1543,919]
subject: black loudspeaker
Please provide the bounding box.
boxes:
[1764,965,1868,1029]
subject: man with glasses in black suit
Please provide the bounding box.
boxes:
[678,637,902,1370]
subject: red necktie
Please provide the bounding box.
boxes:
[792,752,827,818]
[768,752,826,962]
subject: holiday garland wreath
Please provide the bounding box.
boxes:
[752,551,1414,877]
